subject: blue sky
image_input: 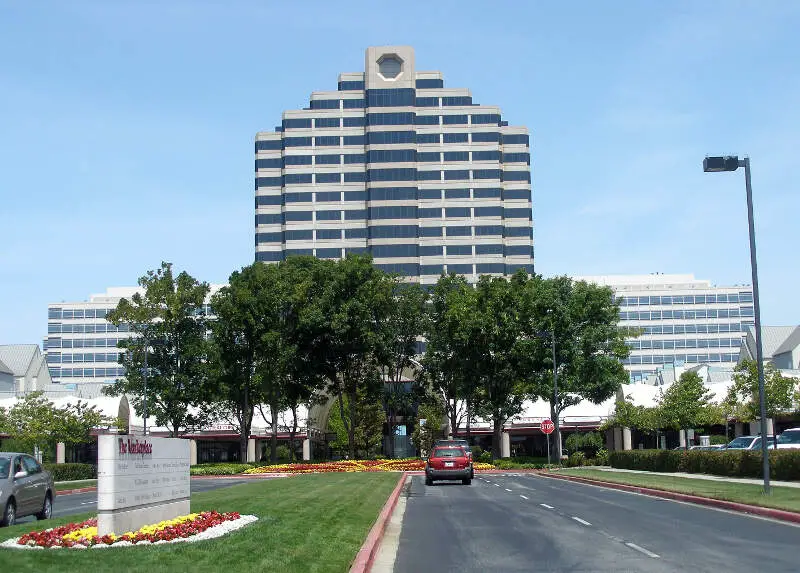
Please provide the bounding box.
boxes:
[1,1,798,345]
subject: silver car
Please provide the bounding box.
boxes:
[0,452,55,526]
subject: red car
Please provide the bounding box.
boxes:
[425,446,472,486]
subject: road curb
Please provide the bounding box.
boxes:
[349,472,408,573]
[541,472,800,525]
[56,486,97,495]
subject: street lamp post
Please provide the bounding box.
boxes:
[142,336,149,436]
[551,330,559,464]
[703,155,770,494]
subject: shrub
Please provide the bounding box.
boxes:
[43,463,96,481]
[190,463,252,476]
[567,452,586,467]
[709,435,728,445]
[565,432,604,457]
[276,445,291,461]
[593,448,609,466]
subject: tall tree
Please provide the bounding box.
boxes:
[104,262,213,437]
[658,370,717,449]
[521,275,630,460]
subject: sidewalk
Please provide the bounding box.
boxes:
[568,466,800,489]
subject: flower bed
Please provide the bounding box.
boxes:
[243,458,496,474]
[2,511,256,549]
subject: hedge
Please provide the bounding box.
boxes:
[609,449,800,481]
[189,463,255,476]
[43,463,97,481]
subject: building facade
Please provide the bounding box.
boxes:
[577,274,755,382]
[254,46,534,283]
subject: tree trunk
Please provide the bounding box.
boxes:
[269,402,279,463]
[492,417,503,460]
[289,406,298,462]
[348,388,357,459]
[465,399,472,442]
[240,384,250,463]
[387,408,395,459]
[447,399,458,439]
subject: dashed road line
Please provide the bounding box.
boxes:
[495,483,501,487]
[572,517,592,526]
[625,542,660,558]
[505,488,512,492]
[540,503,554,509]
[520,495,529,500]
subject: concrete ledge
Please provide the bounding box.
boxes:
[98,498,190,535]
[541,471,800,525]
[349,472,407,573]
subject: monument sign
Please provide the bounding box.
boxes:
[97,435,191,536]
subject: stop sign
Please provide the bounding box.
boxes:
[541,419,555,434]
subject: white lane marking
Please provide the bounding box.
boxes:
[495,483,501,487]
[625,542,660,559]
[540,503,554,509]
[505,488,512,492]
[520,495,529,500]
[80,501,95,505]
[572,517,592,526]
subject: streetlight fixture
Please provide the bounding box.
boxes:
[703,155,770,494]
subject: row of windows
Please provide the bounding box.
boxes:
[338,80,365,91]
[258,151,528,169]
[283,117,367,129]
[255,237,530,258]
[309,98,365,109]
[626,337,744,350]
[256,170,530,187]
[622,353,740,366]
[256,206,531,223]
[48,323,131,334]
[637,322,751,335]
[48,308,113,319]
[257,225,531,241]
[46,352,120,364]
[45,338,126,349]
[256,188,529,207]
[620,307,755,321]
[619,293,754,306]
[50,367,125,378]
[255,132,528,151]
[416,78,444,89]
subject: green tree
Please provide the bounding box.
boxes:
[327,392,385,458]
[521,275,630,461]
[4,393,58,457]
[104,262,213,437]
[411,399,445,457]
[658,371,717,449]
[57,400,108,448]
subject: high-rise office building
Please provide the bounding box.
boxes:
[577,274,755,382]
[254,46,534,282]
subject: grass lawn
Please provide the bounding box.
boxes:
[1,472,400,573]
[557,468,800,513]
[54,480,97,492]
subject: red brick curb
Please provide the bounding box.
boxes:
[56,487,97,496]
[540,472,800,525]
[349,472,408,573]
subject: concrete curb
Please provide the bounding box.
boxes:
[541,472,800,525]
[349,472,408,573]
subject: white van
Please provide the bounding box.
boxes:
[777,428,800,450]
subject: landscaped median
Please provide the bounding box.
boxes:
[551,468,800,518]
[0,472,401,573]
[243,458,496,474]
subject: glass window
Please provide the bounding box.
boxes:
[256,176,282,188]
[316,210,342,221]
[445,188,470,199]
[504,226,532,238]
[444,151,469,162]
[471,114,501,125]
[315,136,340,147]
[443,133,468,143]
[474,206,502,217]
[477,263,505,274]
[375,262,419,275]
[315,117,341,128]
[502,134,529,145]
[419,245,444,256]
[419,207,442,218]
[256,158,282,169]
[344,172,367,183]
[503,152,530,164]
[506,263,534,275]
[503,189,530,200]
[443,114,468,125]
[416,78,444,89]
[415,115,440,125]
[419,226,443,237]
[284,137,313,147]
[417,170,441,181]
[367,88,415,107]
[256,195,282,206]
[344,190,367,201]
[342,116,365,127]
[256,213,282,225]
[473,169,501,180]
[284,192,312,203]
[283,118,312,129]
[316,173,341,184]
[417,133,440,144]
[473,188,502,199]
[256,139,282,151]
[316,229,341,240]
[417,152,440,163]
[316,248,341,258]
[256,232,282,243]
[444,170,469,181]
[446,226,471,237]
[286,248,314,257]
[22,456,42,474]
[442,96,472,106]
[284,211,313,222]
[343,98,365,109]
[504,207,532,219]
[371,244,418,258]
[367,112,414,125]
[448,245,472,256]
[370,225,418,239]
[285,173,313,185]
[367,131,415,145]
[369,187,417,201]
[345,228,368,239]
[418,189,441,199]
[338,80,365,91]
[503,170,531,182]
[285,155,313,166]
[346,247,368,255]
[472,132,500,143]
[448,263,473,275]
[316,191,341,202]
[475,225,503,236]
[343,135,366,145]
[472,151,500,162]
[420,264,445,275]
[368,149,416,163]
[285,229,313,241]
[368,168,417,182]
[344,153,365,164]
[475,244,503,255]
[416,97,439,107]
[310,99,340,110]
[446,207,470,218]
[345,209,367,220]
[369,205,417,219]
[505,245,532,256]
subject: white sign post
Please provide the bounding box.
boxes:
[97,435,191,536]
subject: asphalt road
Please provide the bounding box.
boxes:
[16,477,258,525]
[394,473,800,573]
